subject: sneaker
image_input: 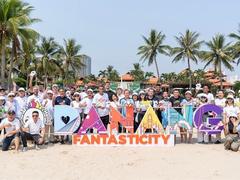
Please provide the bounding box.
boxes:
[214,140,221,144]
[22,147,28,152]
[35,145,40,150]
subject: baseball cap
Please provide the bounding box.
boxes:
[185,91,192,95]
[47,90,53,94]
[0,96,5,100]
[227,95,234,99]
[18,87,25,92]
[87,88,93,93]
[7,92,15,97]
[7,110,15,115]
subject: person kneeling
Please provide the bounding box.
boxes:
[21,111,45,151]
[0,110,20,152]
[224,114,240,152]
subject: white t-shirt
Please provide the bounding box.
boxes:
[24,118,45,135]
[80,98,93,114]
[223,105,240,118]
[42,99,54,121]
[27,94,43,105]
[71,101,82,114]
[15,96,27,117]
[5,101,19,114]
[215,98,226,108]
[92,93,109,117]
[0,118,20,136]
[80,92,88,100]
[205,93,214,103]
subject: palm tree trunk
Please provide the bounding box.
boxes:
[219,62,223,90]
[8,42,15,91]
[154,57,160,83]
[187,58,192,90]
[1,34,6,87]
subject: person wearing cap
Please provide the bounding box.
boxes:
[223,95,240,131]
[80,89,94,119]
[15,88,28,118]
[70,92,82,114]
[136,90,149,129]
[196,93,208,106]
[196,93,210,143]
[180,91,195,143]
[181,91,196,106]
[223,113,240,152]
[0,110,20,151]
[21,111,45,151]
[5,92,19,115]
[42,90,54,143]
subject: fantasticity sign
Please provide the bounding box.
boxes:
[72,134,174,147]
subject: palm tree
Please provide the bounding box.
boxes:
[105,65,120,81]
[202,34,234,89]
[60,38,85,84]
[137,29,169,81]
[0,0,39,87]
[171,29,203,89]
[229,25,240,65]
[130,63,144,81]
[37,37,60,88]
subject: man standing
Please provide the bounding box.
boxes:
[80,89,94,119]
[54,89,71,106]
[92,85,110,129]
[203,85,214,104]
[27,86,43,105]
[21,111,45,151]
[0,110,20,151]
[15,88,28,118]
[104,82,116,101]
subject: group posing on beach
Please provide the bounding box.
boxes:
[0,75,240,152]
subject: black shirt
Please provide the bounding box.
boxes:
[54,96,71,105]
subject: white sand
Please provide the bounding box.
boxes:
[0,141,239,180]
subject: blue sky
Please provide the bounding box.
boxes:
[26,0,240,77]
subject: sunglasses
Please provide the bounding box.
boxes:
[32,115,39,117]
[9,95,15,97]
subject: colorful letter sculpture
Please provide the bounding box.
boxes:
[136,106,164,135]
[20,99,48,125]
[167,105,193,130]
[54,105,81,135]
[193,104,223,135]
[78,107,106,135]
[109,105,134,133]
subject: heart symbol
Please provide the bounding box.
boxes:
[61,116,70,124]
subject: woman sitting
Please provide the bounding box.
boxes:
[224,113,240,152]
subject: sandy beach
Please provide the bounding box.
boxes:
[0,140,239,180]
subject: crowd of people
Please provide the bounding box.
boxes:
[0,76,240,152]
